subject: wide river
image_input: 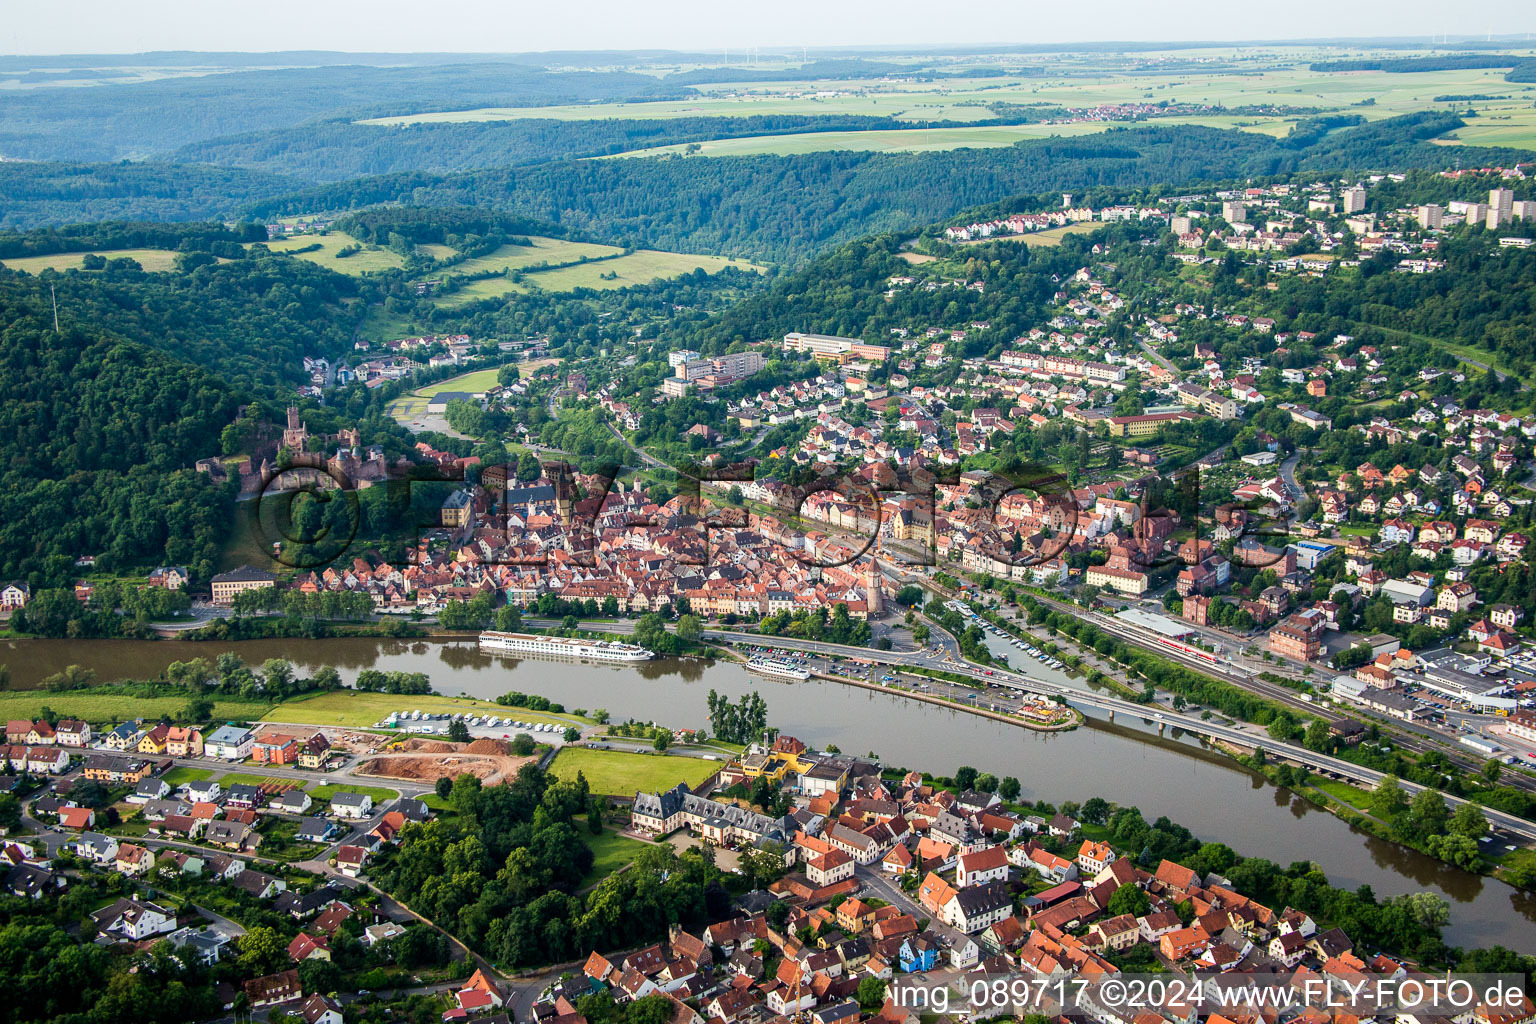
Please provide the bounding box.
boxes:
[3,636,1533,950]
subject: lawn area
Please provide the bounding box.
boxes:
[255,233,405,274]
[264,689,588,729]
[0,691,270,727]
[310,782,400,804]
[550,746,716,796]
[963,222,1102,247]
[580,826,649,885]
[1312,778,1374,811]
[0,248,186,273]
[160,767,213,786]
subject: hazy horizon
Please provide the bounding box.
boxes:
[4,0,1536,60]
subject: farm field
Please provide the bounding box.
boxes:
[436,249,762,304]
[362,57,1536,151]
[611,116,1287,158]
[549,746,716,796]
[0,248,186,273]
[0,691,270,725]
[447,238,624,275]
[255,233,405,274]
[264,688,588,729]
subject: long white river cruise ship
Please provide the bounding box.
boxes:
[477,631,654,662]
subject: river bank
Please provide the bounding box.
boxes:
[0,634,1532,948]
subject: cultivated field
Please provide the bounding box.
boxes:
[363,54,1536,152]
[0,248,186,273]
[550,746,716,796]
[448,238,624,275]
[438,249,763,305]
[255,233,405,274]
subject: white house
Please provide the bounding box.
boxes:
[91,898,175,940]
[330,792,373,819]
[203,725,255,761]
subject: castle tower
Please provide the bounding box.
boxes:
[282,405,308,450]
[866,556,884,618]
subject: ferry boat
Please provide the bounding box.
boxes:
[477,631,653,663]
[745,657,812,681]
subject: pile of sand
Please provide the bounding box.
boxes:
[395,738,457,754]
[463,737,509,755]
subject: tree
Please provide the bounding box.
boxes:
[237,925,287,975]
[955,766,978,790]
[1370,774,1408,821]
[510,733,536,756]
[1449,800,1488,839]
[856,977,888,1011]
[1080,796,1111,825]
[1404,788,1449,841]
[999,776,1022,802]
[435,776,453,800]
[1107,883,1151,918]
[563,726,581,743]
[653,732,671,751]
[448,719,471,743]
[676,614,702,644]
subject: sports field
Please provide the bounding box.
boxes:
[256,233,405,274]
[0,248,185,273]
[549,746,716,796]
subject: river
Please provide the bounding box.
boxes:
[3,635,1533,950]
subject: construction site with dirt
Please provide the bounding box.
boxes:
[355,736,539,785]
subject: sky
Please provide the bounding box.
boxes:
[4,0,1536,57]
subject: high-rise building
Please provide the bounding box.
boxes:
[1417,204,1443,230]
[1342,186,1367,214]
[1221,201,1247,224]
[1514,200,1536,222]
[1489,187,1514,228]
[1170,215,1192,235]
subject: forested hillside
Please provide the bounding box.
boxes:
[0,280,239,580]
[25,248,364,392]
[0,62,684,161]
[0,161,302,229]
[244,115,1535,262]
[172,113,930,182]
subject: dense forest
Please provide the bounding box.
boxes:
[0,62,686,161]
[0,162,302,229]
[0,280,238,581]
[173,113,943,182]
